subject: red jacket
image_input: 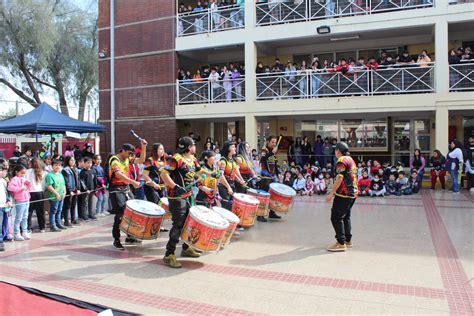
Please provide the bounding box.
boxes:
[358,177,371,192]
[366,62,378,70]
[329,64,350,76]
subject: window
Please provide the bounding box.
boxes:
[315,120,338,140]
[340,118,388,149]
[414,119,430,152]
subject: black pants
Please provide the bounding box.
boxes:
[468,173,474,189]
[28,192,45,230]
[331,195,356,244]
[62,193,77,224]
[144,186,162,204]
[79,192,95,219]
[110,187,134,241]
[258,178,278,217]
[218,184,233,210]
[165,198,190,256]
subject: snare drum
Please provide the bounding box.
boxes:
[158,197,172,220]
[269,183,297,213]
[181,206,229,252]
[120,200,165,240]
[212,207,240,246]
[231,193,260,227]
[247,188,270,217]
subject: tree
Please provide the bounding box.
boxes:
[0,0,98,120]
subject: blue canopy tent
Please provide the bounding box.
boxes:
[0,102,105,155]
[0,102,105,133]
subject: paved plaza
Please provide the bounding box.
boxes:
[0,190,472,315]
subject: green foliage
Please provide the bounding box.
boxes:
[0,0,98,119]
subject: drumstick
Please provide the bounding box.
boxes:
[276,135,283,149]
[184,174,206,190]
[130,129,143,142]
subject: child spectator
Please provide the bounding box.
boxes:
[409,170,421,194]
[93,155,108,216]
[357,162,363,179]
[46,160,67,231]
[397,171,411,195]
[44,155,53,173]
[8,165,32,240]
[370,160,381,177]
[377,168,387,182]
[26,158,46,232]
[0,163,11,251]
[302,176,314,196]
[283,171,293,187]
[324,172,333,192]
[62,156,80,227]
[293,173,305,195]
[385,174,401,196]
[313,174,327,195]
[369,174,386,197]
[429,150,446,190]
[280,160,289,173]
[358,169,371,196]
[79,157,99,221]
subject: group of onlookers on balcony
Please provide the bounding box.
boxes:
[178,63,246,102]
[448,46,474,90]
[254,49,434,98]
[177,0,245,35]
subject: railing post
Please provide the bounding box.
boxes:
[308,0,311,21]
[176,80,179,105]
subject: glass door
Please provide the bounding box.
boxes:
[392,119,411,167]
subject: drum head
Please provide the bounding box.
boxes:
[160,197,169,206]
[212,207,240,224]
[190,206,229,229]
[126,199,165,216]
[233,193,260,205]
[270,183,297,197]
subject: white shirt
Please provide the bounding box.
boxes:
[0,178,7,207]
[448,148,464,163]
[25,168,46,192]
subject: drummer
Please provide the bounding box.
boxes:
[109,141,147,251]
[258,135,281,222]
[218,141,246,210]
[196,150,233,208]
[235,142,258,193]
[143,143,167,203]
[160,136,203,268]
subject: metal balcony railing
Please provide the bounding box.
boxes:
[255,63,434,100]
[256,0,434,26]
[449,0,474,4]
[449,62,474,92]
[177,77,246,105]
[177,5,245,37]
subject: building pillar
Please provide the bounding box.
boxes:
[454,115,463,141]
[245,41,257,102]
[435,20,449,94]
[245,114,258,150]
[210,122,215,141]
[435,107,449,151]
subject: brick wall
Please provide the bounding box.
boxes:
[98,0,177,155]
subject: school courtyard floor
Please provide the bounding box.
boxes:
[0,190,472,315]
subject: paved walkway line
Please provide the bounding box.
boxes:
[421,190,473,315]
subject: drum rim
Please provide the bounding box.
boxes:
[126,199,165,216]
[190,206,230,229]
[212,207,240,223]
[247,188,270,196]
[233,193,260,205]
[269,183,297,197]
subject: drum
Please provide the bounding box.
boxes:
[120,200,165,240]
[181,206,229,252]
[269,183,297,213]
[231,193,260,227]
[247,188,270,217]
[158,197,172,220]
[212,207,240,246]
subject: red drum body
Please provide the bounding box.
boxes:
[159,197,172,220]
[247,188,270,217]
[181,206,229,252]
[231,193,260,227]
[212,207,240,246]
[120,200,165,240]
[269,183,297,213]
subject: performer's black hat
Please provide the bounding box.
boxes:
[335,142,349,155]
[177,136,195,153]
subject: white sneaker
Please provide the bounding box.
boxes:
[14,234,25,241]
[22,232,31,240]
[470,188,474,192]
